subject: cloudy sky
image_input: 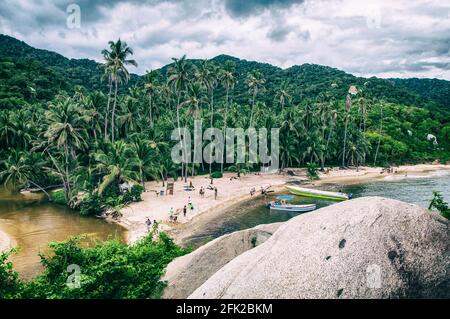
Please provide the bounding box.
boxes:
[0,0,449,79]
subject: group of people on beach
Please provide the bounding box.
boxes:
[145,180,221,230]
[145,218,158,233]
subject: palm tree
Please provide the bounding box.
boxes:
[0,111,15,147]
[181,82,204,176]
[275,81,292,109]
[44,97,87,200]
[373,102,384,166]
[246,70,265,127]
[102,39,137,142]
[94,141,139,195]
[342,92,352,167]
[168,55,192,182]
[144,70,160,128]
[131,138,160,189]
[0,150,51,199]
[101,63,113,140]
[219,67,236,172]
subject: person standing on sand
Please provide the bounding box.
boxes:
[214,187,218,200]
[145,218,152,232]
[183,205,187,217]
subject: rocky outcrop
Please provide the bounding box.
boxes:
[163,223,282,299]
[190,197,449,299]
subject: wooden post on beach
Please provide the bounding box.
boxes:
[167,182,174,195]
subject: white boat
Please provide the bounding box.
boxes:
[286,185,349,201]
[268,203,316,212]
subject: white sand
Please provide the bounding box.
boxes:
[117,164,450,244]
[0,229,14,252]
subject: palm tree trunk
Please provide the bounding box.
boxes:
[373,105,383,166]
[64,142,71,202]
[175,93,185,181]
[104,76,112,140]
[342,113,348,168]
[209,89,214,178]
[149,92,153,128]
[29,180,52,201]
[249,89,257,127]
[221,87,229,173]
[111,80,118,143]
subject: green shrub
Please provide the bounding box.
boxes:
[79,193,104,216]
[429,191,450,219]
[1,233,190,299]
[210,171,223,179]
[78,184,144,216]
[0,249,22,299]
[306,162,319,180]
[50,189,66,205]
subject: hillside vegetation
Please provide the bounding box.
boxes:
[0,34,449,215]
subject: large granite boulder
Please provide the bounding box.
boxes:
[190,197,449,299]
[163,223,282,299]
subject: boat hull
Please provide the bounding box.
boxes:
[269,204,316,212]
[286,186,348,201]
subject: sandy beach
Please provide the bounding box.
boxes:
[117,163,450,244]
[0,229,14,252]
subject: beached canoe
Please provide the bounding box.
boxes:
[286,185,349,201]
[268,203,317,212]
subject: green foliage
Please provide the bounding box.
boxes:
[306,162,319,180]
[0,233,190,299]
[78,184,144,216]
[50,189,66,205]
[429,191,450,220]
[0,248,22,299]
[210,171,223,179]
[1,35,449,216]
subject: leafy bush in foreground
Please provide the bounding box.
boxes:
[429,191,450,220]
[0,232,190,299]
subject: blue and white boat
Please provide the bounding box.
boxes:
[267,195,316,212]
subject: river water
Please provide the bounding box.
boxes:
[182,171,450,248]
[0,188,127,280]
[1,171,449,279]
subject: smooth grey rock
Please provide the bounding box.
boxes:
[189,197,449,299]
[163,223,282,299]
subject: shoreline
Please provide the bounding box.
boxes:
[0,229,14,252]
[117,163,450,245]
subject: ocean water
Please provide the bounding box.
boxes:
[183,171,450,248]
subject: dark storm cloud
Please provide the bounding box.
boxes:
[0,0,448,79]
[224,0,303,17]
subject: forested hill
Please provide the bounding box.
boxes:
[1,34,449,114]
[0,34,139,107]
[208,55,450,114]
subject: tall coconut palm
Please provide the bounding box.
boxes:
[373,102,384,166]
[44,98,87,200]
[219,67,236,172]
[144,70,160,128]
[181,82,204,176]
[131,138,160,189]
[102,39,137,143]
[168,55,191,182]
[246,70,265,127]
[195,60,218,178]
[0,111,15,147]
[275,81,292,109]
[94,141,139,195]
[101,64,113,140]
[0,150,51,199]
